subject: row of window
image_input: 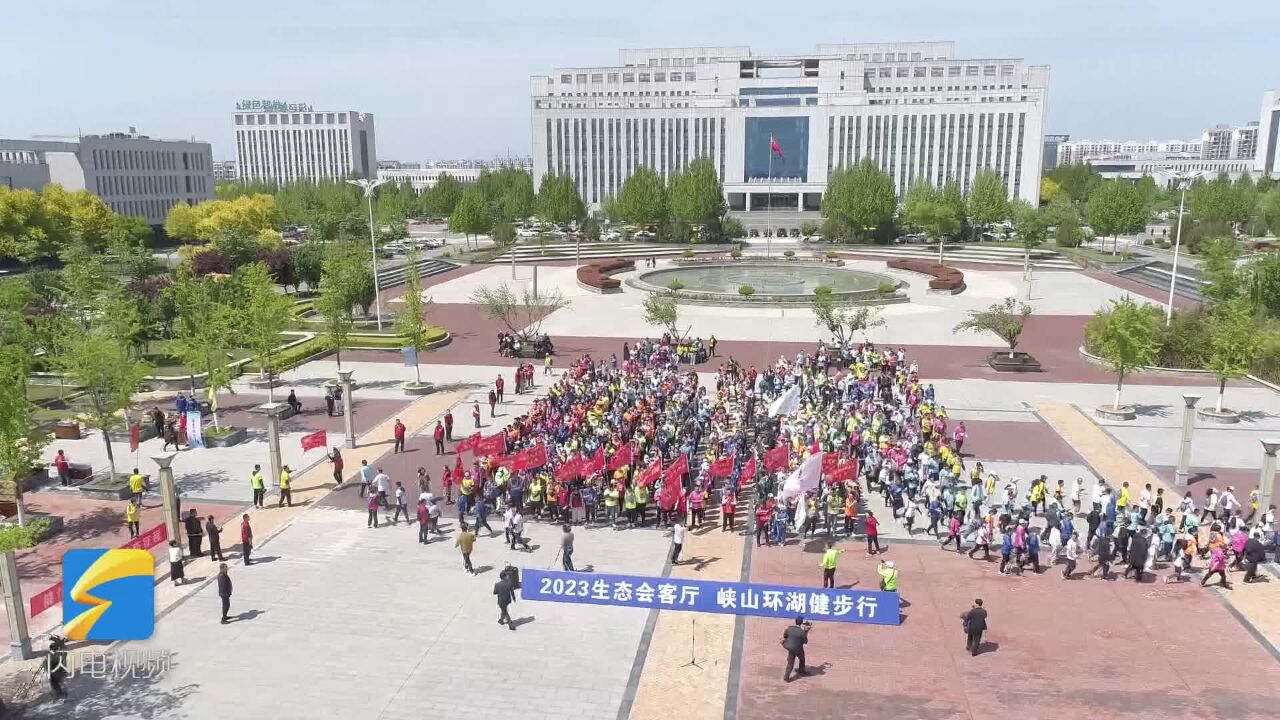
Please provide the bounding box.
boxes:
[559,71,698,85]
[94,173,204,197]
[91,148,203,173]
[109,198,192,221]
[235,112,348,126]
[236,128,352,184]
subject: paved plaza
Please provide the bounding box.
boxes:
[10,258,1280,719]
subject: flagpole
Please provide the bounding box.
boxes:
[767,139,773,258]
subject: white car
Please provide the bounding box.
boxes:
[516,228,540,238]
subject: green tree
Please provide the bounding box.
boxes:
[60,333,151,479]
[953,298,1033,358]
[422,173,463,217]
[0,186,56,261]
[1046,164,1102,205]
[1086,180,1149,254]
[167,271,239,425]
[234,263,291,401]
[642,293,681,339]
[449,188,493,250]
[821,159,897,243]
[967,170,1011,239]
[395,254,433,385]
[1045,194,1085,248]
[1205,297,1260,413]
[491,222,517,247]
[1085,296,1161,410]
[1011,200,1050,293]
[1188,173,1254,227]
[581,217,601,242]
[1247,251,1280,317]
[1040,177,1062,205]
[669,158,727,239]
[1200,236,1242,304]
[535,174,586,226]
[1259,187,1280,236]
[292,242,326,290]
[316,251,359,371]
[901,183,961,264]
[0,345,50,525]
[500,171,537,221]
[812,291,883,347]
[617,167,669,227]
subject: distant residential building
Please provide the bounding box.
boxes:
[212,160,238,181]
[376,166,481,193]
[1083,154,1254,186]
[1256,90,1280,176]
[1057,138,1203,166]
[0,127,213,225]
[1042,133,1069,171]
[232,100,376,185]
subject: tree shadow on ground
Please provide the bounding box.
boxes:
[17,651,199,720]
[1132,404,1171,419]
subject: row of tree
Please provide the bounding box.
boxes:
[0,185,154,261]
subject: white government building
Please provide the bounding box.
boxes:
[232,100,377,185]
[530,42,1048,215]
[1258,90,1280,177]
[0,128,213,225]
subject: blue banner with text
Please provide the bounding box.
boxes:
[520,568,899,625]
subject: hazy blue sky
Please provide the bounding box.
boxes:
[2,0,1276,161]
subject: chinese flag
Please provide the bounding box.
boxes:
[582,447,606,477]
[300,430,327,452]
[708,454,735,479]
[764,444,790,472]
[607,443,634,471]
[456,432,481,453]
[555,454,583,481]
[473,432,507,457]
[742,455,757,482]
[637,458,663,487]
[770,135,784,159]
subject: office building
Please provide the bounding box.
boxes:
[1083,154,1254,186]
[1042,133,1069,171]
[1,128,213,225]
[233,100,376,185]
[212,160,238,181]
[376,166,481,193]
[530,42,1049,213]
[1257,90,1280,176]
[1201,123,1257,161]
[1057,138,1203,165]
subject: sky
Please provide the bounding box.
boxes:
[2,0,1277,162]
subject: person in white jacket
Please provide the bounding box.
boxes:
[1062,534,1080,579]
[1048,524,1063,564]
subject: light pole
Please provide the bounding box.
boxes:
[1165,170,1202,326]
[347,178,389,330]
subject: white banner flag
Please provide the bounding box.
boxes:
[779,451,823,502]
[768,385,801,418]
[186,410,205,449]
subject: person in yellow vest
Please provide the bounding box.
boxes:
[128,468,146,505]
[604,484,620,526]
[528,476,543,518]
[877,560,899,592]
[124,498,140,538]
[634,483,650,527]
[278,465,292,508]
[545,482,559,519]
[250,465,266,509]
[820,541,844,588]
[624,485,638,527]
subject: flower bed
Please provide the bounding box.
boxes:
[577,259,635,293]
[886,258,965,291]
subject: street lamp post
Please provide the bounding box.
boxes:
[347,178,389,331]
[1165,171,1202,326]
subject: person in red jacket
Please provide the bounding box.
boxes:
[444,410,454,441]
[393,419,406,453]
[495,375,505,403]
[721,491,737,532]
[433,421,446,455]
[240,514,254,565]
[865,510,883,556]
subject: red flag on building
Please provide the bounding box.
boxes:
[742,455,757,482]
[555,454,583,482]
[708,454,735,479]
[770,135,784,159]
[300,430,327,452]
[607,442,634,471]
[582,447,606,477]
[764,444,790,472]
[514,443,548,472]
[637,458,663,487]
[455,432,481,453]
[473,432,507,457]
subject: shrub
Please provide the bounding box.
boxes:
[800,221,820,237]
[730,249,743,259]
[886,258,965,291]
[877,282,898,294]
[723,217,746,239]
[682,248,695,258]
[666,279,685,291]
[813,285,833,297]
[825,251,839,259]
[738,285,755,297]
[783,250,796,259]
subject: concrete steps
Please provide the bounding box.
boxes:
[1116,260,1205,302]
[376,258,460,288]
[836,244,1079,269]
[489,242,730,264]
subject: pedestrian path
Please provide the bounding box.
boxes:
[839,243,1078,270]
[488,241,729,264]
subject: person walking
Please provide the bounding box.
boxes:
[129,468,146,505]
[329,448,346,487]
[494,567,517,629]
[417,497,431,544]
[1201,544,1231,589]
[358,459,373,497]
[1087,531,1112,580]
[510,509,530,551]
[217,563,233,624]
[374,467,391,509]
[671,520,688,565]
[560,524,576,571]
[183,509,204,557]
[167,541,185,586]
[1062,533,1080,579]
[780,616,811,682]
[1243,531,1267,583]
[941,513,963,553]
[444,410,454,441]
[433,421,446,455]
[278,465,292,508]
[967,522,991,561]
[1123,530,1150,582]
[820,542,844,588]
[367,491,381,528]
[206,515,225,561]
[472,401,481,428]
[240,514,254,565]
[125,498,140,538]
[393,419,406,453]
[961,599,988,656]
[865,511,883,555]
[250,464,266,509]
[456,525,477,575]
[721,491,737,532]
[392,482,410,524]
[877,560,899,593]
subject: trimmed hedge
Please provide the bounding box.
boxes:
[577,259,635,290]
[886,258,964,291]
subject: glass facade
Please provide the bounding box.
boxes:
[744,116,809,182]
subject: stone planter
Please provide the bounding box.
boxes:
[248,404,297,420]
[248,376,281,390]
[107,423,157,444]
[0,513,65,539]
[987,351,1042,373]
[1095,405,1137,421]
[53,421,81,440]
[204,426,248,448]
[403,382,436,396]
[79,473,145,501]
[1196,407,1241,425]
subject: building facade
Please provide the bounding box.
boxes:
[1257,90,1280,176]
[1084,154,1254,186]
[233,101,376,185]
[0,129,213,225]
[376,166,481,193]
[212,159,238,181]
[531,42,1049,213]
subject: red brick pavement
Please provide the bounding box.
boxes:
[1153,466,1261,503]
[1083,269,1200,311]
[737,542,1280,720]
[212,392,410,437]
[957,419,1085,464]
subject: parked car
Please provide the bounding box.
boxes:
[634,230,655,240]
[789,228,801,238]
[748,229,760,238]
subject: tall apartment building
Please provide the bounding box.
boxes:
[0,128,213,225]
[1258,90,1280,176]
[232,100,376,185]
[212,160,238,181]
[531,42,1049,213]
[1056,139,1203,165]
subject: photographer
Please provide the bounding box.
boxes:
[780,616,812,682]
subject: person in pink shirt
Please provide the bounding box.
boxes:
[953,422,967,455]
[1229,528,1249,570]
[1201,545,1231,589]
[689,488,706,526]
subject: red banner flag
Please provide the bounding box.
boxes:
[822,452,840,474]
[555,454,583,481]
[742,455,757,482]
[473,432,507,457]
[514,443,548,472]
[637,458,662,487]
[770,135,784,159]
[607,443,634,471]
[582,447,606,477]
[708,454,735,479]
[456,432,481,453]
[490,454,516,469]
[128,423,141,452]
[764,444,790,472]
[301,430,327,452]
[660,455,688,510]
[664,453,688,486]
[830,461,859,483]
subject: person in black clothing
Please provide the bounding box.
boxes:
[206,515,225,561]
[1086,504,1101,547]
[217,563,233,624]
[961,599,988,656]
[1088,532,1113,580]
[494,572,517,630]
[781,616,811,682]
[183,509,203,557]
[1243,532,1268,583]
[1123,530,1150,582]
